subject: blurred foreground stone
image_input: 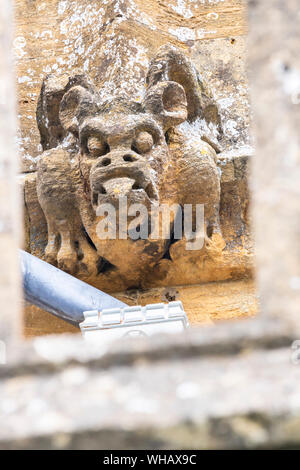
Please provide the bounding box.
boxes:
[0,0,22,346]
[0,317,298,449]
[248,0,300,326]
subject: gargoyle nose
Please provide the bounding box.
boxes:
[95,151,139,168]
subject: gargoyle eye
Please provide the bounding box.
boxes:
[132,131,154,154]
[87,136,109,157]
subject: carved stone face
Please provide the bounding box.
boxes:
[78,113,167,212]
[54,70,190,222]
[35,45,224,284]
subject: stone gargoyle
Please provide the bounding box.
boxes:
[35,45,224,287]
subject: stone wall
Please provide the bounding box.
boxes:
[14,0,255,333]
[15,0,249,172]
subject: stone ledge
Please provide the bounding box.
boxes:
[0,345,299,449]
[2,316,296,378]
[0,314,298,449]
[23,279,258,337]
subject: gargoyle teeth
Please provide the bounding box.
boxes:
[92,177,158,206]
[133,182,157,201]
[92,191,98,206]
[99,185,107,194]
[92,186,107,205]
[130,178,158,201]
[144,182,158,201]
[132,182,143,191]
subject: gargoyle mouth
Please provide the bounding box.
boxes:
[92,176,158,209]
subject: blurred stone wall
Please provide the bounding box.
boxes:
[248,0,300,327]
[0,0,22,346]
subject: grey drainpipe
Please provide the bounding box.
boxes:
[20,250,127,327]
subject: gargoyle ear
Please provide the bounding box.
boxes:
[36,72,98,150]
[145,45,202,124]
[144,44,222,148]
[144,81,188,131]
[59,85,98,137]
